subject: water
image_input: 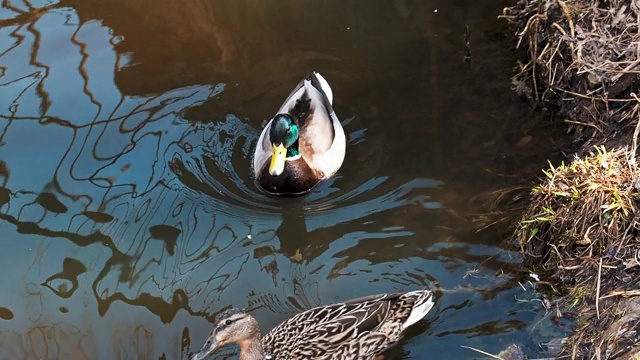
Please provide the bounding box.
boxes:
[0,0,570,359]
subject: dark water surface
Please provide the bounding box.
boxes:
[0,0,569,359]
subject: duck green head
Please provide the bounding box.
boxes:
[268,114,300,176]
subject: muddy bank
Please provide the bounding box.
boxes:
[500,0,640,358]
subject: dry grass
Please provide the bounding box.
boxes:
[501,0,640,357]
[500,0,640,147]
[517,146,640,262]
[514,146,640,358]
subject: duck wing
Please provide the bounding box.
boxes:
[262,291,433,359]
[291,73,345,177]
[280,72,338,156]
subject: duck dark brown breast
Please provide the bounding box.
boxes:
[258,158,324,195]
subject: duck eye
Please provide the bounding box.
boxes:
[225,319,232,326]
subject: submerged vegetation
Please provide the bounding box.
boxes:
[501,0,640,358]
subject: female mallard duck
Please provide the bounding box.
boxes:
[253,72,346,195]
[190,290,434,360]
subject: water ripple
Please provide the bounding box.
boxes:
[0,2,561,359]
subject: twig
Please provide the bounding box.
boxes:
[518,282,527,291]
[630,93,640,165]
[611,59,640,83]
[460,346,504,360]
[557,0,576,56]
[555,87,639,102]
[600,290,640,299]
[595,257,603,320]
[563,119,602,132]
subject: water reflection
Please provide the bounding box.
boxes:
[0,0,568,359]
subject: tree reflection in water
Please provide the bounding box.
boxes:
[0,1,554,359]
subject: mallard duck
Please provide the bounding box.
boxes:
[189,290,434,360]
[253,72,346,195]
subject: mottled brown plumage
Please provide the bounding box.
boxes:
[190,290,434,360]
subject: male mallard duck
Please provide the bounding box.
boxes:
[253,72,346,195]
[190,290,434,360]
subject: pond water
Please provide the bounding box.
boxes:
[0,0,570,359]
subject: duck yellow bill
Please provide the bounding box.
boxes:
[269,143,287,176]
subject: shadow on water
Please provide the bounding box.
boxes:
[0,0,570,359]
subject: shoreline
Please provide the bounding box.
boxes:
[500,0,640,358]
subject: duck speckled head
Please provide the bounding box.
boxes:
[190,308,261,360]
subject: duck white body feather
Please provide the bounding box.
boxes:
[253,72,346,195]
